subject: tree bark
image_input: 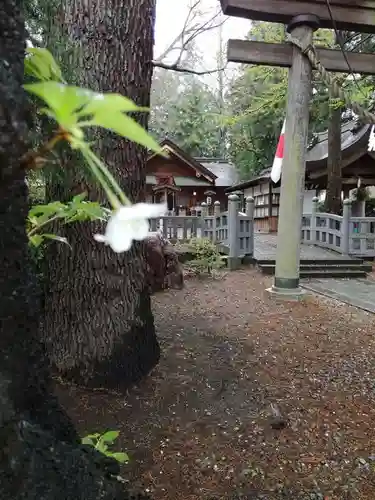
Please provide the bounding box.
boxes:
[0,2,153,498]
[325,95,342,215]
[0,0,77,444]
[42,0,160,389]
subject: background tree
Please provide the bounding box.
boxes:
[150,71,222,156]
[324,30,375,213]
[149,0,229,157]
[39,0,160,389]
[226,22,287,178]
[226,22,375,181]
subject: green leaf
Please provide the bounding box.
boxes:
[109,452,130,464]
[99,430,120,444]
[87,110,161,153]
[29,201,67,218]
[84,433,101,440]
[24,82,92,130]
[24,82,162,154]
[71,204,107,222]
[25,48,65,82]
[81,437,95,446]
[95,442,108,453]
[81,93,148,116]
[29,234,44,247]
[71,192,88,204]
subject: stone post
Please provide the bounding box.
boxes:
[358,200,366,217]
[246,196,255,256]
[342,198,352,255]
[246,196,254,218]
[269,15,319,300]
[228,194,240,270]
[200,201,208,239]
[311,196,319,245]
[201,201,208,217]
[212,201,221,242]
[214,200,221,216]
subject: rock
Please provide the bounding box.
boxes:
[145,233,183,293]
[269,403,288,430]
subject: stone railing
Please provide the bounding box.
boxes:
[349,216,375,256]
[301,197,375,257]
[149,194,255,269]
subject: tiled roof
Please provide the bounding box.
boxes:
[196,159,240,187]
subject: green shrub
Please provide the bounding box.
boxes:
[187,237,226,276]
[81,430,129,464]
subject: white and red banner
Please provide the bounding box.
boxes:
[270,119,286,184]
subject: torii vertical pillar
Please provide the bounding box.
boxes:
[268,14,319,299]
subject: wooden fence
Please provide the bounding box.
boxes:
[149,194,255,269]
[301,197,375,258]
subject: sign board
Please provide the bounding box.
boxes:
[220,0,375,34]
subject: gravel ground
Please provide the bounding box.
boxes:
[57,268,375,500]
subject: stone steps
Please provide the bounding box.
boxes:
[257,259,371,279]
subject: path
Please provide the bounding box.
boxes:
[254,233,352,260]
[57,269,375,500]
[254,235,375,313]
[302,277,375,314]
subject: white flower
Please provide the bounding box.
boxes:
[94,203,166,253]
[368,125,375,152]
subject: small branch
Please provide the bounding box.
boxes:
[154,0,227,70]
[152,61,226,75]
[21,132,65,170]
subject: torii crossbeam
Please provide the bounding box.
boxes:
[220,1,375,299]
[221,0,375,34]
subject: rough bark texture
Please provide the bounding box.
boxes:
[0,2,152,498]
[0,0,77,446]
[325,98,342,215]
[42,0,160,389]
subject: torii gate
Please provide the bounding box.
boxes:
[220,0,375,299]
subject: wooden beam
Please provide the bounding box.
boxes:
[228,39,375,75]
[221,0,375,34]
[342,177,375,184]
[309,166,374,180]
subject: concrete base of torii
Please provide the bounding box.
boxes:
[265,285,306,302]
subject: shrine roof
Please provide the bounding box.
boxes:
[197,158,240,187]
[225,119,373,192]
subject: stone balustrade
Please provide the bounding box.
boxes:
[302,197,375,257]
[149,194,255,269]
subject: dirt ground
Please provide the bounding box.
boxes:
[57,269,375,500]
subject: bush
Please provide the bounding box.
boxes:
[187,237,225,276]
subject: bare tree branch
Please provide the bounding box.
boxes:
[155,0,201,62]
[152,60,227,75]
[154,0,227,75]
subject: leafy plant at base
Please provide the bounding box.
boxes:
[187,237,226,276]
[81,430,129,464]
[27,193,109,247]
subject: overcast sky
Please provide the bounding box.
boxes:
[154,0,250,71]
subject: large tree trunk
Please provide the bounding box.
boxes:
[0,0,77,446]
[325,94,342,215]
[0,2,152,498]
[42,0,160,389]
